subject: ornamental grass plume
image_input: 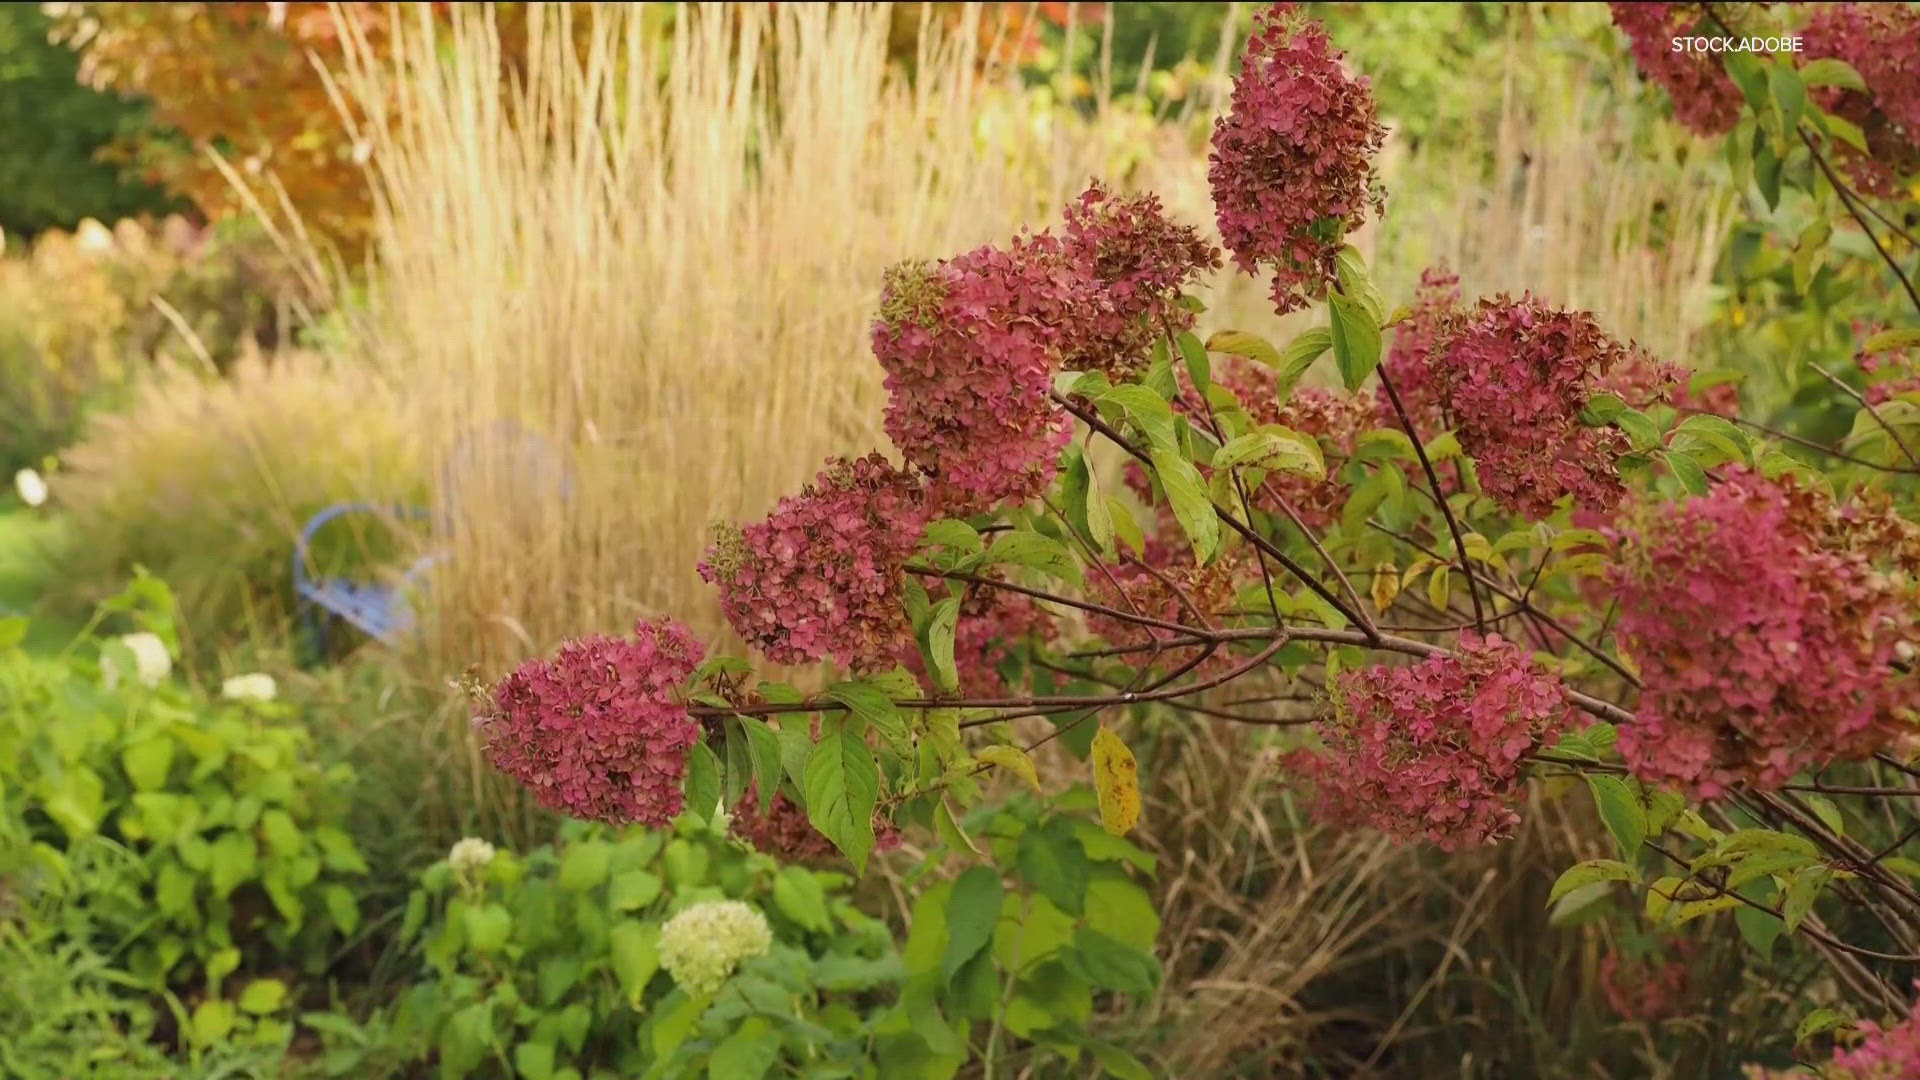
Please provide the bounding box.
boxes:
[1801,2,1920,199]
[1608,3,1749,137]
[1058,181,1221,383]
[1208,2,1386,317]
[1608,468,1920,799]
[475,617,704,827]
[657,900,774,998]
[700,453,927,673]
[1432,295,1646,519]
[871,239,1086,515]
[1288,633,1571,850]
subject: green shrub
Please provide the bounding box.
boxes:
[0,573,371,1056]
[382,791,1163,1080]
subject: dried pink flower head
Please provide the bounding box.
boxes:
[1802,2,1920,199]
[1434,295,1644,519]
[872,237,1086,514]
[730,782,903,866]
[1608,468,1920,799]
[1374,264,1463,435]
[699,453,928,673]
[1600,940,1699,1024]
[1085,537,1252,680]
[1609,3,1749,137]
[1060,181,1221,383]
[1855,321,1920,406]
[478,617,705,827]
[1289,633,1571,850]
[1209,2,1386,316]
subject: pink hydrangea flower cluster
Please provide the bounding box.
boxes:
[1374,265,1462,435]
[1609,3,1748,137]
[900,586,1058,693]
[700,453,928,673]
[1208,2,1386,316]
[1289,633,1571,850]
[1746,985,1920,1079]
[1599,940,1698,1023]
[477,617,705,827]
[1060,181,1221,383]
[1802,2,1920,199]
[1085,537,1252,679]
[1608,468,1920,799]
[730,782,903,866]
[1856,322,1920,406]
[1433,295,1644,519]
[872,237,1086,514]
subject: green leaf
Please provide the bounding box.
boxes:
[208,831,258,899]
[987,529,1083,586]
[1799,57,1866,92]
[1176,330,1210,390]
[190,1000,236,1046]
[1547,859,1638,906]
[933,797,983,857]
[1017,819,1091,917]
[1205,329,1282,368]
[1769,62,1807,138]
[803,732,881,874]
[925,596,961,694]
[1586,775,1647,860]
[684,741,722,822]
[1579,392,1628,426]
[1067,927,1160,997]
[826,681,909,749]
[1863,328,1920,355]
[1671,413,1750,465]
[1054,370,1112,399]
[1797,1007,1852,1044]
[1612,408,1661,451]
[1098,385,1177,451]
[558,840,613,892]
[516,1040,558,1080]
[464,903,513,954]
[1782,867,1832,932]
[121,737,175,793]
[1328,289,1383,391]
[737,717,785,814]
[941,867,1004,991]
[609,869,663,912]
[1087,1041,1155,1080]
[773,866,832,933]
[1665,450,1710,496]
[260,808,301,858]
[1061,450,1113,558]
[922,518,984,555]
[237,978,288,1015]
[609,921,661,1002]
[1150,447,1221,564]
[1273,327,1333,402]
[0,615,25,651]
[708,1017,781,1080]
[1211,429,1326,480]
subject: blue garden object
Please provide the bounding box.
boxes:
[293,503,439,661]
[294,420,575,663]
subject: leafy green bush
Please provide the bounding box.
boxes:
[0,573,371,1055]
[382,791,1161,1080]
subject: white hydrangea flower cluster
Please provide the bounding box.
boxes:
[102,632,171,690]
[448,837,497,878]
[221,673,278,702]
[657,900,773,998]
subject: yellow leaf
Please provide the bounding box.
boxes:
[1090,727,1141,837]
[976,745,1041,793]
[1426,564,1451,610]
[1370,561,1399,613]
